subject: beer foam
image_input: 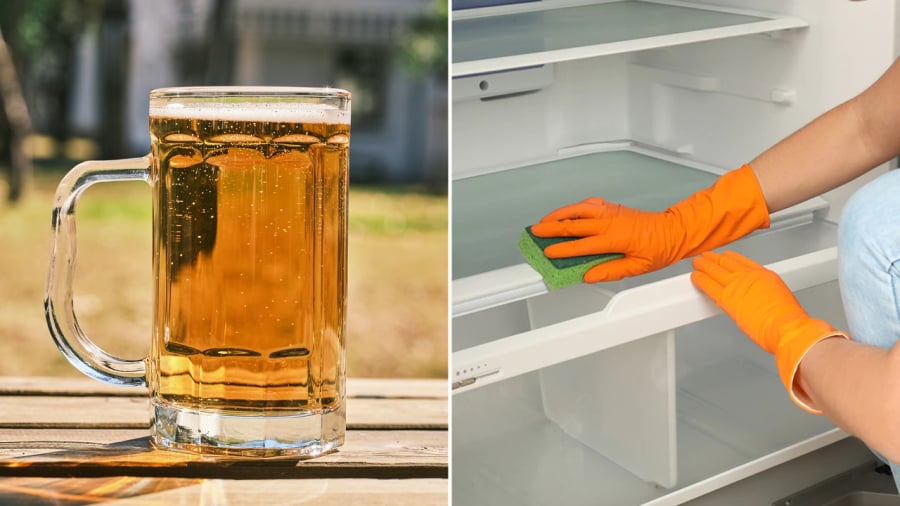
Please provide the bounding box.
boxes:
[150,95,350,124]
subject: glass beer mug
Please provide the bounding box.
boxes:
[45,87,350,457]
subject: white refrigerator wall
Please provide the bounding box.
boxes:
[626,0,898,220]
[453,1,898,221]
[452,55,632,176]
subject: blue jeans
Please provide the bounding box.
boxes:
[838,168,900,490]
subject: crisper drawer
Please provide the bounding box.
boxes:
[452,282,849,506]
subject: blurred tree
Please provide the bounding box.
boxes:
[0,0,103,136]
[398,0,447,79]
[398,0,448,193]
[97,0,128,158]
[173,0,236,85]
[0,27,32,202]
[0,0,107,201]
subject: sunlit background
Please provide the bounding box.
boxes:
[0,0,448,378]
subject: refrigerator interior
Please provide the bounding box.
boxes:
[451,0,899,503]
[452,1,895,216]
[453,282,848,505]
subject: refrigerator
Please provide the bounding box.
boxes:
[450,0,900,504]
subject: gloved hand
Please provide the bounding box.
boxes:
[691,250,849,414]
[530,165,771,282]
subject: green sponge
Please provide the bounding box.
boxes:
[518,226,624,290]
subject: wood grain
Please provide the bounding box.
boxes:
[0,396,446,429]
[0,429,446,478]
[0,376,449,502]
[0,476,448,505]
[106,478,448,505]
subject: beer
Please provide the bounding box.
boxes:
[46,87,350,456]
[147,105,349,419]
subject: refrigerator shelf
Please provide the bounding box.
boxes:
[453,237,838,393]
[452,144,829,317]
[452,0,808,77]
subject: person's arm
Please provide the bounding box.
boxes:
[798,338,900,462]
[533,58,900,282]
[691,251,900,462]
[752,57,900,212]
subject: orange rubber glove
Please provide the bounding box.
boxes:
[691,250,850,414]
[530,165,771,282]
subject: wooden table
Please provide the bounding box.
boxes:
[0,376,447,504]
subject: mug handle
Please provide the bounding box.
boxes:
[45,156,151,386]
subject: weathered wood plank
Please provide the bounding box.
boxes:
[0,476,201,504]
[0,476,448,505]
[0,377,447,399]
[108,478,448,505]
[0,396,447,429]
[0,396,148,428]
[348,378,447,399]
[0,429,447,479]
[347,397,447,430]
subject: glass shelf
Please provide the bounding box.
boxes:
[452,0,807,76]
[452,148,718,280]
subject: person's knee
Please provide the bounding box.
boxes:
[839,171,900,262]
[838,171,900,349]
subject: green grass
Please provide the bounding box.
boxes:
[0,171,447,379]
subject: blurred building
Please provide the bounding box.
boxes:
[68,0,446,185]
